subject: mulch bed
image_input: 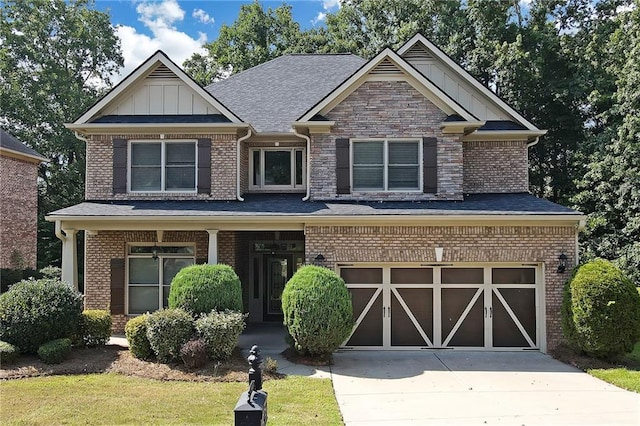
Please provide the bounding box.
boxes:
[550,343,640,371]
[281,347,332,366]
[0,345,284,382]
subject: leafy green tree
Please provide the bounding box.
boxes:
[184,1,321,84]
[0,0,123,270]
[572,3,640,284]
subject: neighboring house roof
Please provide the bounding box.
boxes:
[47,193,580,219]
[0,128,47,163]
[206,54,367,133]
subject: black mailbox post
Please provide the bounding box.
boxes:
[234,345,268,426]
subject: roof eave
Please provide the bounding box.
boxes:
[65,122,250,136]
[0,146,48,163]
[461,130,547,142]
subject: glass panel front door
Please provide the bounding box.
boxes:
[266,256,288,316]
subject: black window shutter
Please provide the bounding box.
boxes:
[336,138,350,194]
[110,258,125,315]
[197,138,212,194]
[423,137,438,193]
[112,139,128,194]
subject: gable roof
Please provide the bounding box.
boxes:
[70,51,242,127]
[397,34,539,131]
[206,54,367,133]
[0,128,47,163]
[298,48,477,123]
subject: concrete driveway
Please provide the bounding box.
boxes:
[331,350,640,425]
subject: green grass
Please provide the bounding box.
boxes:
[0,374,343,425]
[587,342,640,393]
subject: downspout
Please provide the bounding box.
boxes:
[293,128,311,201]
[526,137,539,148]
[236,128,252,201]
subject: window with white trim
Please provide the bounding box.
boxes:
[249,147,306,190]
[129,141,196,192]
[127,245,195,314]
[351,139,421,191]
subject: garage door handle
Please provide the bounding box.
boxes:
[383,307,386,317]
[489,307,492,318]
[484,307,487,318]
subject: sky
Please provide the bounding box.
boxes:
[93,0,341,80]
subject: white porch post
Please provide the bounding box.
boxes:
[206,229,219,264]
[56,222,78,290]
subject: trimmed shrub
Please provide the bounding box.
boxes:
[37,338,72,364]
[168,264,243,315]
[0,278,83,353]
[281,265,354,356]
[562,259,640,359]
[195,310,246,361]
[146,309,194,363]
[79,310,112,347]
[180,338,208,369]
[125,315,153,360]
[0,340,19,365]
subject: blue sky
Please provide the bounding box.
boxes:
[93,0,340,80]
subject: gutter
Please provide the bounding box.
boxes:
[292,128,311,201]
[527,137,540,148]
[236,128,252,201]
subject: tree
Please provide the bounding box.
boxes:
[0,0,123,270]
[572,2,640,284]
[183,1,321,84]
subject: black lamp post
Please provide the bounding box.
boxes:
[557,253,568,273]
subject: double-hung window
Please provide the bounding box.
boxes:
[352,139,421,191]
[249,147,306,190]
[127,245,195,315]
[129,141,196,192]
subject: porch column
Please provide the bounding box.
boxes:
[206,229,219,264]
[56,222,78,290]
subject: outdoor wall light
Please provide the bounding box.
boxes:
[152,244,159,261]
[435,247,444,262]
[314,253,326,266]
[557,253,568,273]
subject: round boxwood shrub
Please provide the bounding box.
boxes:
[37,338,72,364]
[0,278,83,353]
[562,258,640,359]
[281,265,354,356]
[0,340,19,365]
[146,308,194,363]
[168,264,243,315]
[125,314,153,360]
[195,310,246,361]
[78,310,112,347]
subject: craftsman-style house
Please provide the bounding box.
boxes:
[47,34,583,352]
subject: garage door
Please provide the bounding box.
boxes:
[340,264,540,350]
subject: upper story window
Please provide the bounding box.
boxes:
[351,139,422,191]
[129,140,196,192]
[250,147,306,190]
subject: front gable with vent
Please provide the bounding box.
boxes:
[67,51,245,135]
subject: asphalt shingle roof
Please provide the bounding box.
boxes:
[206,54,367,133]
[0,128,45,160]
[48,193,580,218]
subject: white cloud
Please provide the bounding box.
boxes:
[311,12,326,25]
[322,0,342,10]
[113,0,207,82]
[193,8,214,25]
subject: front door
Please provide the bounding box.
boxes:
[264,255,290,321]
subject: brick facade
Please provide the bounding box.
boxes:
[85,230,234,331]
[0,155,39,269]
[463,141,529,193]
[310,80,463,201]
[85,133,237,201]
[304,224,577,351]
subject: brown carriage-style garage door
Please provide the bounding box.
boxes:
[340,264,540,350]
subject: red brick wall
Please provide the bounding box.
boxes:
[85,133,237,201]
[0,155,39,269]
[464,141,529,193]
[304,224,577,351]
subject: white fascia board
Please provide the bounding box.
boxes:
[299,48,476,122]
[0,147,48,163]
[461,129,548,142]
[440,121,486,134]
[65,122,249,135]
[46,213,585,231]
[398,34,540,131]
[73,51,241,125]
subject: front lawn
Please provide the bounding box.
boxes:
[0,373,343,425]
